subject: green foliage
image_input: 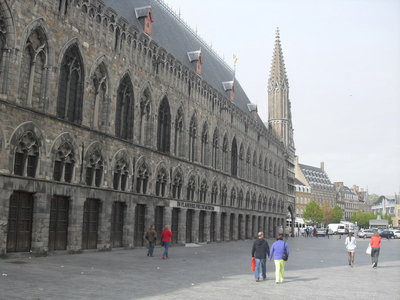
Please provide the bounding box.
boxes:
[351,211,380,227]
[321,202,333,225]
[331,205,344,223]
[303,200,323,225]
[378,213,393,225]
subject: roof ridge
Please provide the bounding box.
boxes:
[155,0,234,73]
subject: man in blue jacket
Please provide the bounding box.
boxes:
[251,232,270,282]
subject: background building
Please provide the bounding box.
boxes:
[0,0,295,255]
[294,178,311,219]
[295,158,336,207]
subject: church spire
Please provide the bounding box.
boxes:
[267,28,294,152]
[268,28,289,89]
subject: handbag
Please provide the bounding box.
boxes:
[366,244,371,255]
[251,257,256,272]
[282,242,288,261]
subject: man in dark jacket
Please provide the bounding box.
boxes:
[251,232,270,282]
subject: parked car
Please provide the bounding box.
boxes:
[390,229,400,239]
[358,229,374,238]
[316,228,326,236]
[380,230,395,239]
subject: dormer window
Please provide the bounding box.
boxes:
[187,50,202,75]
[135,6,153,35]
[222,81,234,102]
[247,103,258,120]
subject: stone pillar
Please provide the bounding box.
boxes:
[178,208,187,245]
[97,198,112,250]
[246,215,252,239]
[0,190,13,256]
[163,207,172,228]
[31,193,50,254]
[145,203,155,231]
[254,216,259,237]
[192,210,199,243]
[204,211,211,243]
[67,193,85,253]
[232,213,238,240]
[123,201,136,248]
[215,212,221,242]
[240,214,246,240]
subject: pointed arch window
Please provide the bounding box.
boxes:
[258,196,262,211]
[116,75,134,140]
[156,168,167,197]
[187,176,196,201]
[53,142,75,183]
[239,144,244,177]
[199,179,208,202]
[113,158,129,191]
[14,131,39,178]
[263,197,267,211]
[246,148,251,179]
[172,171,183,199]
[221,185,227,206]
[139,88,152,146]
[188,115,197,162]
[57,44,84,124]
[19,28,48,110]
[238,190,244,208]
[211,182,218,204]
[231,138,238,177]
[85,149,103,187]
[230,188,236,207]
[251,193,256,210]
[174,107,184,157]
[268,198,272,212]
[252,151,257,181]
[136,162,149,194]
[200,124,208,165]
[222,135,228,172]
[92,63,108,131]
[157,97,171,153]
[245,192,250,209]
[212,129,219,169]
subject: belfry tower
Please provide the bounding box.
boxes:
[268,28,295,154]
[268,28,296,231]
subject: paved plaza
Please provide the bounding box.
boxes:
[1,236,399,300]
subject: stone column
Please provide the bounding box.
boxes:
[178,208,187,245]
[31,193,50,254]
[254,215,259,237]
[215,212,221,242]
[232,213,238,240]
[123,201,136,248]
[97,198,112,250]
[0,190,13,255]
[67,192,85,253]
[204,211,211,243]
[192,210,200,243]
[246,215,251,239]
[145,203,155,231]
[163,207,172,228]
[240,214,246,240]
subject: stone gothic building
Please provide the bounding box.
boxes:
[0,0,295,255]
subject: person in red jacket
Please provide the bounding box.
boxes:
[161,224,172,259]
[370,231,382,268]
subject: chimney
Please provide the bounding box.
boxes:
[320,161,324,171]
[187,50,202,75]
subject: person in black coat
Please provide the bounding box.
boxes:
[251,232,270,282]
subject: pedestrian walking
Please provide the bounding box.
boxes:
[144,225,157,257]
[345,232,356,267]
[326,228,329,239]
[161,224,172,259]
[251,232,270,282]
[370,231,382,268]
[269,233,290,284]
[284,226,290,241]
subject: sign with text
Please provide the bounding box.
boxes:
[169,200,220,212]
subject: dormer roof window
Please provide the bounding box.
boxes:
[247,103,258,120]
[135,6,153,35]
[187,50,202,75]
[222,81,234,91]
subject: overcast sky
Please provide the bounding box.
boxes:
[163,0,400,196]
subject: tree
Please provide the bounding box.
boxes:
[351,211,376,228]
[321,202,333,225]
[331,205,344,223]
[369,194,380,204]
[303,200,323,225]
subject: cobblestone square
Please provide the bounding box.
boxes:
[1,236,399,300]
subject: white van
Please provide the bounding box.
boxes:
[328,223,347,235]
